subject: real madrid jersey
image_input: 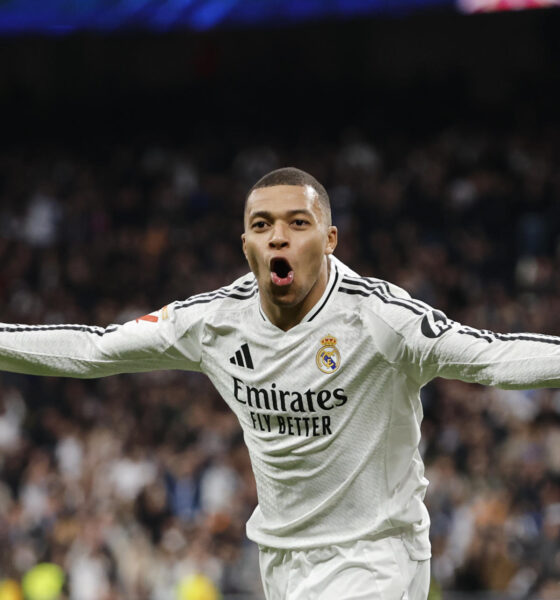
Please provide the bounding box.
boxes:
[2,256,560,557]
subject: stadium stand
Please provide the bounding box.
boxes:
[0,121,559,599]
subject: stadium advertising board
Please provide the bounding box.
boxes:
[457,0,560,11]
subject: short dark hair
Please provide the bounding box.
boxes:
[247,167,331,225]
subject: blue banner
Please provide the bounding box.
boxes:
[0,0,452,34]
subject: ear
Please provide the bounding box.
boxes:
[241,233,248,259]
[325,226,338,255]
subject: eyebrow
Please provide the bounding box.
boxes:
[248,209,315,221]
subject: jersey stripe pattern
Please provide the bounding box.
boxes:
[176,279,258,310]
[0,324,119,336]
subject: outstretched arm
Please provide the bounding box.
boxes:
[365,280,560,389]
[415,315,560,389]
[0,303,201,378]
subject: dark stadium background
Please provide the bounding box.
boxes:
[1,4,560,600]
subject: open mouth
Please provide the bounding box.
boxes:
[270,257,294,287]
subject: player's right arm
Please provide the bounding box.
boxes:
[0,302,203,378]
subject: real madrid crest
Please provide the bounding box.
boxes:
[316,335,341,374]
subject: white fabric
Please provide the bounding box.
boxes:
[2,256,560,556]
[258,535,430,600]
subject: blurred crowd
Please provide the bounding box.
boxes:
[0,122,560,599]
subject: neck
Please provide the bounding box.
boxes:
[262,257,331,331]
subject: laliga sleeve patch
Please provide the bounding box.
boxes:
[135,314,158,323]
[421,310,453,338]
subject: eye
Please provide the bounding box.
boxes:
[251,220,269,230]
[292,219,309,228]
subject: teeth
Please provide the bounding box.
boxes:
[271,271,294,286]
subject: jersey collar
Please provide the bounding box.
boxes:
[257,255,340,326]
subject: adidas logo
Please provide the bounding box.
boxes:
[229,343,254,370]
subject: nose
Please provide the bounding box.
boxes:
[268,222,289,249]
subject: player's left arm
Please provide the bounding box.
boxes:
[407,308,560,389]
[366,280,560,390]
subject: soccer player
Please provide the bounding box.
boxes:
[1,167,560,600]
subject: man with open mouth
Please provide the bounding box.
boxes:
[1,167,560,600]
[242,177,337,333]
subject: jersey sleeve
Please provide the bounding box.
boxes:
[370,283,560,390]
[0,301,204,378]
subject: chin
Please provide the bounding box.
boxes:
[270,290,296,305]
[268,287,300,307]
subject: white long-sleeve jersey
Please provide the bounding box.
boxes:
[2,256,560,558]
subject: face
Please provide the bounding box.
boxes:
[242,184,337,316]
